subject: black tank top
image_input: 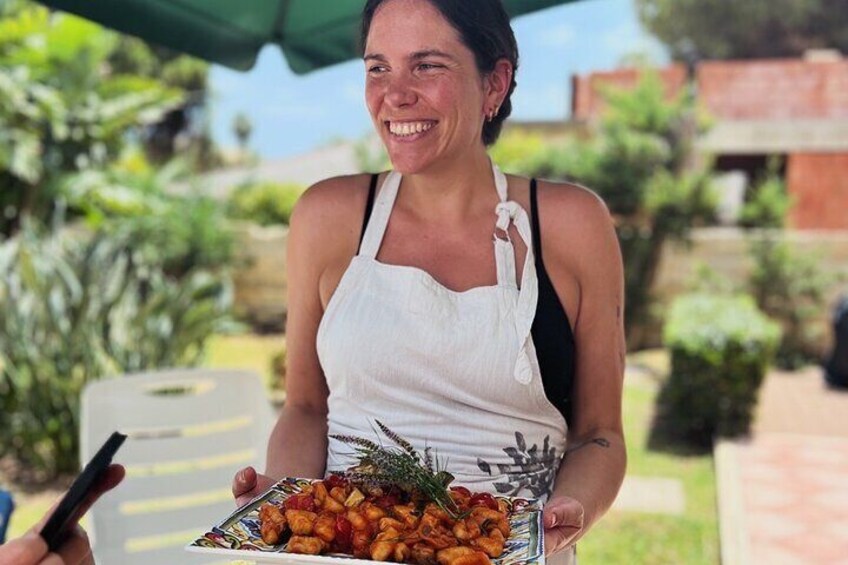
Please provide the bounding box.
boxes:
[359,175,576,426]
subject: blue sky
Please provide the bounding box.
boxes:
[209,0,668,160]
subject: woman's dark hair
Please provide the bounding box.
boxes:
[361,0,519,146]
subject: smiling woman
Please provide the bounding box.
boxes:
[231,1,627,564]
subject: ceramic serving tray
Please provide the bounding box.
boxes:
[186,477,545,565]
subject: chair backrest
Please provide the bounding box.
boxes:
[81,369,275,564]
[0,489,13,544]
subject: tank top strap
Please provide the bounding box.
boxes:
[490,162,539,385]
[358,171,401,259]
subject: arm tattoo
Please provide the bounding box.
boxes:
[564,437,611,459]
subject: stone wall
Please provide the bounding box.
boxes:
[652,227,848,350]
[231,222,288,331]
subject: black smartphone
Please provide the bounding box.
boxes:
[39,431,126,552]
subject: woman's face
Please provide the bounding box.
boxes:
[364,0,492,174]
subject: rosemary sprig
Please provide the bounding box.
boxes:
[330,420,462,519]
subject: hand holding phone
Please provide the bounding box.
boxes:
[39,432,127,552]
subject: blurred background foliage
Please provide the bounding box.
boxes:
[636,0,848,60]
[0,0,232,478]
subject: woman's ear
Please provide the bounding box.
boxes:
[484,58,513,112]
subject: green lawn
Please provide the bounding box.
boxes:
[6,339,718,564]
[580,352,719,564]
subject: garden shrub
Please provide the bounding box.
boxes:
[62,159,236,278]
[226,181,305,226]
[661,293,780,447]
[749,235,834,369]
[0,222,232,478]
[739,173,791,229]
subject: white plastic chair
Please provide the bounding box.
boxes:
[81,369,276,564]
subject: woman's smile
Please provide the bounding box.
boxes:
[385,119,438,141]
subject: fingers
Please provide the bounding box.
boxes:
[543,496,584,529]
[76,464,126,520]
[55,525,93,565]
[544,523,582,555]
[32,464,126,534]
[0,531,50,563]
[232,466,258,505]
[543,496,585,555]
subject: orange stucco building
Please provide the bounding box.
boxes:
[571,54,848,230]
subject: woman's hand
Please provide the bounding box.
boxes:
[231,466,276,508]
[0,463,124,565]
[542,495,585,555]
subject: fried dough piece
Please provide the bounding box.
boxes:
[370,527,401,561]
[392,504,421,528]
[285,509,318,536]
[436,546,491,565]
[423,503,452,524]
[287,535,327,555]
[379,516,407,532]
[314,512,337,543]
[470,527,505,558]
[451,518,482,542]
[394,541,412,562]
[470,507,510,538]
[330,486,348,504]
[258,503,287,545]
[362,501,387,522]
[411,542,437,565]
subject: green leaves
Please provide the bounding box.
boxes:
[0,222,232,477]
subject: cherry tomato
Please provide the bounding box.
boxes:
[325,473,348,490]
[469,492,499,511]
[335,515,353,551]
[450,486,471,497]
[284,493,316,512]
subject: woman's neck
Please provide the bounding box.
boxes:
[396,148,499,225]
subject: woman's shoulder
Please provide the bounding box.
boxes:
[535,178,611,224]
[289,172,381,254]
[519,176,618,272]
[506,175,612,232]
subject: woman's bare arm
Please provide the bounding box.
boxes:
[539,181,627,549]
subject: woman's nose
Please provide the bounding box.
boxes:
[385,75,418,108]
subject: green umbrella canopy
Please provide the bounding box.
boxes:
[35,0,581,73]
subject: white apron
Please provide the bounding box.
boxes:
[316,162,574,563]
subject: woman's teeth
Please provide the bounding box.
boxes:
[388,121,434,136]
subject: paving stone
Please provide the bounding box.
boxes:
[611,476,685,515]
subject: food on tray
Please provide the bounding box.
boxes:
[257,421,511,564]
[258,478,509,564]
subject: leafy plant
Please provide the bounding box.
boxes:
[748,235,834,369]
[0,222,232,477]
[739,173,791,229]
[226,181,305,226]
[660,293,780,447]
[61,160,236,278]
[0,3,183,237]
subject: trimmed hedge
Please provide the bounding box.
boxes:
[661,293,780,446]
